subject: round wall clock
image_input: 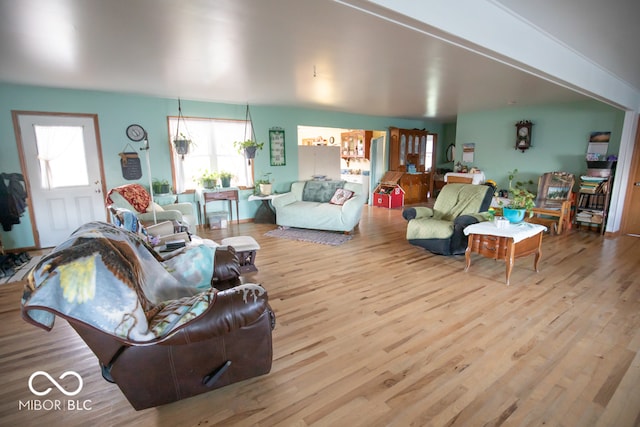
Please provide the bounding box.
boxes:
[126,124,147,142]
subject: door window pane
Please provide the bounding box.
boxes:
[34,125,89,188]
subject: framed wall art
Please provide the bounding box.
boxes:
[269,127,286,166]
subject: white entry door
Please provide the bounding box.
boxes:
[16,113,107,248]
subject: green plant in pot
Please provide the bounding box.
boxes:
[197,170,219,189]
[234,139,264,164]
[255,172,273,195]
[500,169,536,223]
[173,133,194,158]
[152,178,171,195]
[218,171,234,188]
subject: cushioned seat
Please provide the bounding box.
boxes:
[21,221,274,410]
[221,236,260,273]
[272,181,365,233]
[106,183,197,233]
[403,183,493,255]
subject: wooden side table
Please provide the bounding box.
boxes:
[463,222,546,285]
[203,189,239,226]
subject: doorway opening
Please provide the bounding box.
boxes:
[297,125,386,204]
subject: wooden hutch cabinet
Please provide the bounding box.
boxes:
[388,127,437,204]
[341,130,372,160]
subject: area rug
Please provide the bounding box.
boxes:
[264,227,353,246]
[0,255,42,285]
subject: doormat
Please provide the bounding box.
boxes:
[0,255,42,285]
[264,227,353,246]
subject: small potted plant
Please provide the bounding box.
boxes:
[152,179,171,194]
[197,170,219,189]
[218,171,234,188]
[234,139,264,163]
[255,172,273,195]
[500,169,536,223]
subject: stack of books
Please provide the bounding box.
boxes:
[165,239,186,251]
[575,210,603,224]
[579,176,607,194]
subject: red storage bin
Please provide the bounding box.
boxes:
[373,172,405,208]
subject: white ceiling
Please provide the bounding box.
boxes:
[0,0,637,121]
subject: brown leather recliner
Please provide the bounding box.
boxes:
[21,221,275,410]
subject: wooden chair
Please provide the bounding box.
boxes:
[529,172,575,234]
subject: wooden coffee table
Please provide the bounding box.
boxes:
[463,222,546,285]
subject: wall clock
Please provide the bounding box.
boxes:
[126,124,147,142]
[515,120,533,152]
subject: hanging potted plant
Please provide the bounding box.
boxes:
[173,133,193,157]
[234,139,264,163]
[218,171,234,188]
[173,99,196,159]
[500,169,536,223]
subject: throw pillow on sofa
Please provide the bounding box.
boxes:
[330,188,354,205]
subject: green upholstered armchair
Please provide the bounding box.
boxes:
[402,183,493,255]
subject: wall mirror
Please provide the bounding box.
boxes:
[446,143,455,162]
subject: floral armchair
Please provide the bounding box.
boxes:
[106,183,197,232]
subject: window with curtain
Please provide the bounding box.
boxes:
[33,125,89,189]
[168,117,253,193]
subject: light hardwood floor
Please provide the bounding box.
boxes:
[1,206,639,426]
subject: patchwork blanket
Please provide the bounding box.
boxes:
[22,221,217,343]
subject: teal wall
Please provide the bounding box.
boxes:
[454,100,624,191]
[0,83,434,249]
[0,83,623,250]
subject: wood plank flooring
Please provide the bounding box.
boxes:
[1,206,640,426]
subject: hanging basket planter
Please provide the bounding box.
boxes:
[244,146,257,159]
[173,98,195,160]
[233,139,264,165]
[233,104,264,165]
[173,139,192,156]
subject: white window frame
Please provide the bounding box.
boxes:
[167,116,254,193]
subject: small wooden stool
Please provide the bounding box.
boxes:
[221,236,260,273]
